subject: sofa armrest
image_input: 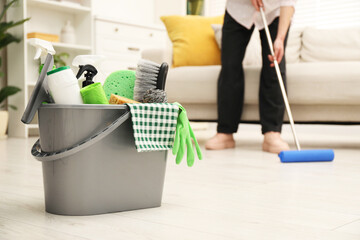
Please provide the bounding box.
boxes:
[141,47,173,66]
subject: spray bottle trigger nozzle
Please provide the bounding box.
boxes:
[34,48,42,60]
[76,64,98,88]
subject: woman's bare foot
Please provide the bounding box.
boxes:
[262,131,290,154]
[205,133,235,150]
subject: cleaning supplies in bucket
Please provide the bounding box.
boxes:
[103,70,136,100]
[80,82,109,104]
[29,38,56,73]
[47,66,83,104]
[27,39,56,107]
[22,54,55,124]
[77,64,97,88]
[142,89,167,103]
[76,65,108,104]
[126,103,179,152]
[134,59,168,103]
[72,55,106,84]
[126,102,202,166]
[21,53,168,214]
[109,94,139,104]
[172,103,203,167]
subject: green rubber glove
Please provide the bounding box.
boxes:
[172,103,202,167]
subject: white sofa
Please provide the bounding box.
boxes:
[143,27,360,122]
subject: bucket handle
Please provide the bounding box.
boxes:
[31,109,131,162]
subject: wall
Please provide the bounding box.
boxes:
[205,0,226,16]
[153,0,186,25]
[177,0,360,29]
[291,0,360,28]
[92,0,155,24]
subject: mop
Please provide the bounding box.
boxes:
[260,7,334,163]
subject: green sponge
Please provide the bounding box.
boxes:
[103,70,136,100]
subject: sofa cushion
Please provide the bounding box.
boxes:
[166,62,360,105]
[287,61,360,105]
[166,65,221,104]
[211,24,262,66]
[211,24,222,49]
[301,27,360,62]
[160,15,223,67]
[285,27,303,63]
[166,65,261,104]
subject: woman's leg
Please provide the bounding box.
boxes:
[206,11,254,150]
[217,11,254,133]
[259,17,290,153]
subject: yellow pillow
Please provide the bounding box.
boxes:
[161,15,224,68]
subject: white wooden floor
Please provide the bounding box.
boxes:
[1,123,360,240]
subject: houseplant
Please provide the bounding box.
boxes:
[187,0,204,15]
[53,52,69,68]
[0,0,30,138]
[0,86,20,138]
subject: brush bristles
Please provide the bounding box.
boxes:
[137,59,161,70]
[142,89,167,103]
[134,59,162,102]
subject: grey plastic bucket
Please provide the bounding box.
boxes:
[22,54,167,216]
[31,104,167,216]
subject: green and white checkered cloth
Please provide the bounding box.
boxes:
[126,103,179,152]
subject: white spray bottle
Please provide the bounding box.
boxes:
[29,38,83,104]
[28,38,56,73]
[72,55,106,87]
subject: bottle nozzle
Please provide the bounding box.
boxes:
[76,64,98,88]
[29,38,56,63]
[34,48,42,60]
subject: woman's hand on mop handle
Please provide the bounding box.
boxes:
[268,38,284,67]
[268,6,295,67]
[251,0,264,11]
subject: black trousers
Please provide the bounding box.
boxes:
[217,11,289,134]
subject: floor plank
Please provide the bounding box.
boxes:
[334,219,360,235]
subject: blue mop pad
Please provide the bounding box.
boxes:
[279,149,335,163]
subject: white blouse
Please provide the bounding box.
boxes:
[226,0,296,30]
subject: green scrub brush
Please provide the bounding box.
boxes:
[103,70,136,100]
[134,59,168,103]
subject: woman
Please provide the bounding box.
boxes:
[206,0,296,153]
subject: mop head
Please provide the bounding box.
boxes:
[142,89,167,103]
[279,149,335,163]
[134,59,161,102]
[103,70,136,100]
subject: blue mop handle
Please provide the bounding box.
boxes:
[260,7,301,151]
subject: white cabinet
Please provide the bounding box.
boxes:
[95,17,167,76]
[7,0,93,138]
